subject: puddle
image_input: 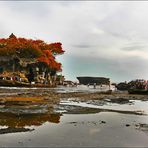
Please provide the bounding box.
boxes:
[57,99,148,115]
[0,111,148,147]
[0,111,61,133]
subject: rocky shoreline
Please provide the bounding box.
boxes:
[0,88,147,106]
[0,87,147,115]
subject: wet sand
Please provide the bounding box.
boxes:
[0,86,148,147]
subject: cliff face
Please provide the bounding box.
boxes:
[77,76,110,85]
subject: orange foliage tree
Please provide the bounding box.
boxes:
[0,33,64,73]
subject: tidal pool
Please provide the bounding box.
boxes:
[0,98,148,147]
[59,99,148,115]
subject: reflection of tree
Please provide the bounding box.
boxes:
[0,112,61,128]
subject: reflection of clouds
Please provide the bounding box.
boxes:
[89,128,101,135]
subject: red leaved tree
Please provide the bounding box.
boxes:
[0,33,64,74]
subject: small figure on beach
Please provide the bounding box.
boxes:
[87,83,90,87]
[93,83,96,89]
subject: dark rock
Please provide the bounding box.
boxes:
[101,121,106,124]
[116,82,129,90]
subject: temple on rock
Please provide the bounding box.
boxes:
[0,33,65,87]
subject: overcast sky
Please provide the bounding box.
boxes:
[0,1,148,82]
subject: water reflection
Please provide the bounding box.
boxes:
[0,112,61,134]
[0,95,61,134]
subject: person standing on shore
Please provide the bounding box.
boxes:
[93,83,96,89]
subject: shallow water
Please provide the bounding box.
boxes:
[0,97,148,147]
[0,84,116,93]
[59,99,148,114]
[0,112,148,147]
[53,85,115,93]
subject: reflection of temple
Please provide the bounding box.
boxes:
[0,112,61,134]
[0,33,65,87]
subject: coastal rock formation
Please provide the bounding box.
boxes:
[77,76,110,85]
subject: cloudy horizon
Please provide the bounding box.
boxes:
[0,1,148,83]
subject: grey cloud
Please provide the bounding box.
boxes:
[71,44,96,48]
[107,31,130,40]
[2,1,49,15]
[121,45,146,51]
